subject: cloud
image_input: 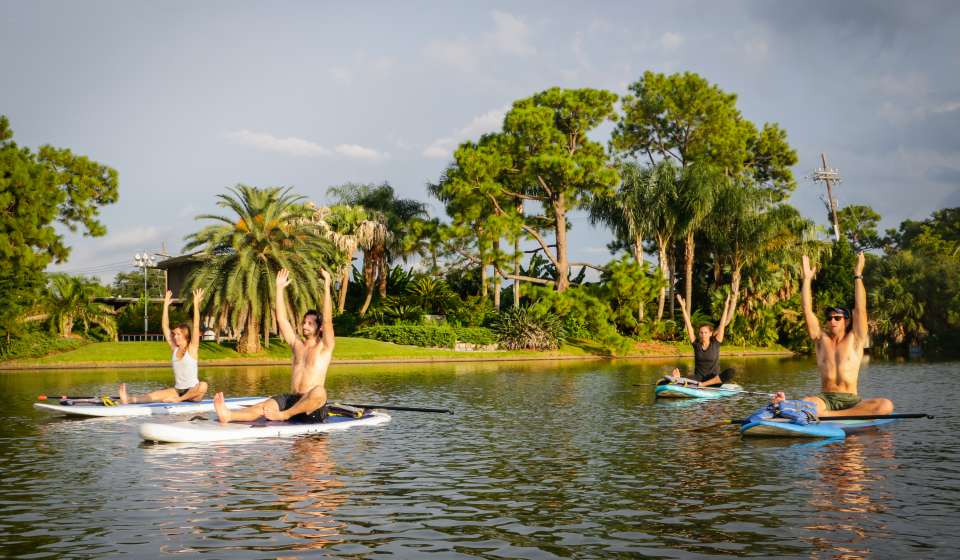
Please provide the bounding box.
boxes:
[226,130,387,161]
[422,107,507,159]
[424,11,535,70]
[226,130,331,157]
[659,32,684,51]
[486,10,536,56]
[100,226,165,250]
[335,144,389,161]
[933,100,960,113]
[329,66,352,86]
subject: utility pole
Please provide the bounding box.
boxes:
[812,153,843,242]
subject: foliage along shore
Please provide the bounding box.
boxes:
[0,338,791,370]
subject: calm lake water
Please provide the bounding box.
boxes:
[1,357,958,559]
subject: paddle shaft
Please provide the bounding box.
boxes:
[38,395,119,401]
[343,403,453,414]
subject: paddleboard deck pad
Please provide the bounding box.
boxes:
[655,383,743,399]
[740,417,896,439]
[140,411,391,443]
[34,396,268,418]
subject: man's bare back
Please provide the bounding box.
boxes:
[214,267,334,424]
[773,252,893,417]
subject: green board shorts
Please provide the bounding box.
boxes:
[818,392,862,411]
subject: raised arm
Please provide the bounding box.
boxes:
[275,269,298,346]
[188,288,204,357]
[676,294,696,343]
[714,293,732,343]
[319,268,335,350]
[161,290,176,350]
[801,255,822,341]
[852,251,868,343]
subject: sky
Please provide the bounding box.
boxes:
[2,1,959,283]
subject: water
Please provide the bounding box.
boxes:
[1,357,958,558]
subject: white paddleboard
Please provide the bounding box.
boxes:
[139,411,392,443]
[34,396,269,418]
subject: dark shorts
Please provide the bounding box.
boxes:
[270,393,328,424]
[693,368,736,383]
[818,392,862,411]
[176,388,190,397]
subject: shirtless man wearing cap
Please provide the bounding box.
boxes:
[772,251,894,416]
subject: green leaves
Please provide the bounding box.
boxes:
[183,185,336,353]
[0,116,117,339]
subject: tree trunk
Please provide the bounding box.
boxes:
[238,311,261,354]
[492,239,501,309]
[655,236,670,322]
[633,236,644,266]
[263,309,270,349]
[480,249,488,299]
[338,268,349,312]
[377,258,387,298]
[684,232,695,313]
[513,239,521,308]
[554,196,569,292]
[358,252,377,316]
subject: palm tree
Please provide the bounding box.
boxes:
[45,274,117,339]
[183,185,336,354]
[674,163,720,312]
[326,182,429,315]
[310,204,387,312]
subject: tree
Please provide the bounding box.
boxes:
[183,185,336,353]
[310,204,386,312]
[611,72,797,312]
[44,273,117,339]
[837,204,882,251]
[430,135,522,305]
[0,115,118,339]
[110,269,166,299]
[326,182,430,314]
[500,88,620,292]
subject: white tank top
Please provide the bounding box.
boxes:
[172,348,199,390]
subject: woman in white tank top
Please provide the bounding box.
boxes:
[119,288,209,404]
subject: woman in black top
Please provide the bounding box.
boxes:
[669,291,737,387]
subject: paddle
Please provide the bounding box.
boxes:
[38,395,120,401]
[682,413,934,432]
[343,403,454,414]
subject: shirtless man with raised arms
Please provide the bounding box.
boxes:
[772,251,894,416]
[213,268,334,424]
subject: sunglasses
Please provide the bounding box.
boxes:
[827,315,846,322]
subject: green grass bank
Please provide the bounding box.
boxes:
[0,337,792,370]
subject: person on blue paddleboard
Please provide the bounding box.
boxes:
[770,252,894,416]
[119,288,209,404]
[213,268,334,424]
[664,290,738,387]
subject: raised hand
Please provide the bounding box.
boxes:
[319,268,331,284]
[192,288,205,304]
[801,255,817,282]
[276,268,292,290]
[854,251,865,276]
[675,294,687,312]
[163,290,173,306]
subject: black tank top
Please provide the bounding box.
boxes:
[692,338,721,380]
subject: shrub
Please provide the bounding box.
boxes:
[0,330,87,361]
[452,326,498,346]
[494,306,566,350]
[446,295,498,327]
[354,324,456,348]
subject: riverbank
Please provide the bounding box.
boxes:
[0,337,792,370]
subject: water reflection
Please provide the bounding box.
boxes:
[282,436,345,553]
[1,359,958,558]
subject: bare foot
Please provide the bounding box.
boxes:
[119,383,130,405]
[213,392,232,424]
[771,391,786,405]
